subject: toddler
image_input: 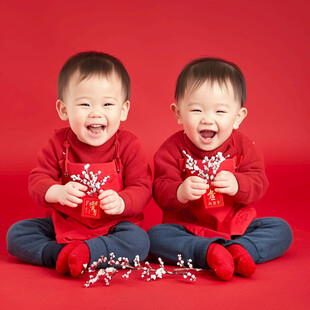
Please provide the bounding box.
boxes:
[7,51,152,277]
[148,57,293,280]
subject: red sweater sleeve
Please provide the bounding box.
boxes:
[153,134,187,211]
[233,139,269,205]
[116,132,152,217]
[28,130,63,207]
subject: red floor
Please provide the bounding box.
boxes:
[1,164,310,310]
[1,233,309,310]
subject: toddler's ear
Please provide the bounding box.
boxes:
[233,107,247,129]
[120,100,130,121]
[56,100,69,121]
[171,103,183,125]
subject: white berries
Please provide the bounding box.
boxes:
[71,164,110,196]
[84,253,201,287]
[183,151,229,181]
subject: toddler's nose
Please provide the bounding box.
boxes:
[89,109,102,118]
[201,115,214,125]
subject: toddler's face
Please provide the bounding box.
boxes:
[172,80,247,151]
[57,71,129,146]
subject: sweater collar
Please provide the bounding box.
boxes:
[67,128,119,153]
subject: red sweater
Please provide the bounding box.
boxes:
[153,130,268,239]
[29,128,152,243]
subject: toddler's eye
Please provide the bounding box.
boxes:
[191,109,202,112]
[103,103,113,107]
[79,103,90,107]
[217,110,226,113]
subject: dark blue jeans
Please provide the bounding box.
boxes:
[7,218,150,267]
[148,217,293,268]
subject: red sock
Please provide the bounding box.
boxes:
[56,241,82,275]
[206,243,234,280]
[68,243,90,278]
[227,244,256,277]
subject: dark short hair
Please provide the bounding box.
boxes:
[175,57,246,106]
[57,51,131,101]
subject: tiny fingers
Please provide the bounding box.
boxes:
[191,188,207,197]
[66,202,79,208]
[67,185,86,197]
[61,193,84,208]
[191,183,209,191]
[211,180,228,188]
[100,192,124,215]
[61,198,81,208]
[100,196,116,206]
[214,187,229,194]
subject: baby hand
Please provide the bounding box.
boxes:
[177,176,209,204]
[211,171,238,196]
[45,182,87,208]
[98,190,125,215]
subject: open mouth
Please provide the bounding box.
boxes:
[87,124,105,135]
[200,130,216,139]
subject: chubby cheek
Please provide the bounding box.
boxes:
[69,119,87,140]
[183,116,198,130]
[70,118,84,131]
[217,117,233,130]
[183,126,197,140]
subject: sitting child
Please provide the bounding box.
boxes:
[148,57,293,280]
[7,51,152,277]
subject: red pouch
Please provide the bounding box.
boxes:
[81,196,101,219]
[202,187,224,209]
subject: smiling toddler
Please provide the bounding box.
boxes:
[7,51,152,277]
[148,58,293,280]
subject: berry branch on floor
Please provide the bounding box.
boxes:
[84,253,202,287]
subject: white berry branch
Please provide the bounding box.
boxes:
[84,253,202,287]
[183,151,229,181]
[71,164,110,196]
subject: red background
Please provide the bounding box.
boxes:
[1,1,310,309]
[1,0,310,253]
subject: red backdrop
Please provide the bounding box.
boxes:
[1,0,310,254]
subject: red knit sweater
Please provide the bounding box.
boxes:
[153,130,268,239]
[29,128,152,243]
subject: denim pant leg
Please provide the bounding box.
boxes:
[224,217,293,263]
[85,221,150,267]
[7,218,56,266]
[148,223,224,268]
